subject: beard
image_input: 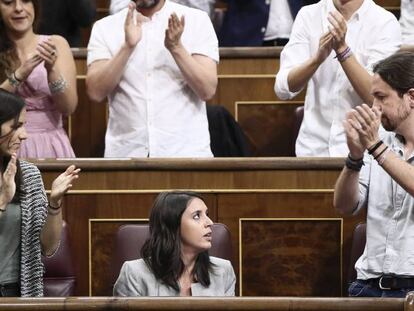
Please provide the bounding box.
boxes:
[135,0,160,9]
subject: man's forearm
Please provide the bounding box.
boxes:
[333,167,361,215]
[339,54,373,105]
[86,44,135,102]
[168,44,217,101]
[287,56,321,93]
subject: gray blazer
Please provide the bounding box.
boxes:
[113,256,236,296]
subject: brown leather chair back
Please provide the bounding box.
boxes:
[42,221,76,296]
[110,223,233,289]
[347,223,366,284]
[293,105,304,145]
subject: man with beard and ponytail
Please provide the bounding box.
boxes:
[86,0,218,157]
[334,51,414,297]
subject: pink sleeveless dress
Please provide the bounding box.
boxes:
[16,36,75,158]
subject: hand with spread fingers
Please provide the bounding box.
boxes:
[327,10,348,54]
[124,1,146,49]
[37,37,59,72]
[165,13,185,51]
[315,31,334,64]
[0,153,17,207]
[49,165,80,207]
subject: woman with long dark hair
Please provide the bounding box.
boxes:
[0,0,77,158]
[0,89,79,297]
[114,191,236,296]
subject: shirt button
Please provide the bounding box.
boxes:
[261,27,266,33]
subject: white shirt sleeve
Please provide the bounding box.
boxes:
[188,11,219,62]
[110,0,130,14]
[87,20,113,66]
[274,9,311,100]
[364,14,402,73]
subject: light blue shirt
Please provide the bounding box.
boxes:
[355,132,414,279]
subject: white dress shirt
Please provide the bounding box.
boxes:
[88,0,219,157]
[275,0,401,156]
[400,0,414,44]
[354,133,414,279]
[264,0,294,41]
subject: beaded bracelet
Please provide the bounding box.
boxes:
[335,46,352,62]
[49,76,67,94]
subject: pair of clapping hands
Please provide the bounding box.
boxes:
[15,37,59,83]
[344,104,382,159]
[0,154,80,210]
[316,10,350,63]
[123,2,184,51]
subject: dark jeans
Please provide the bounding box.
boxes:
[0,283,20,297]
[349,279,414,298]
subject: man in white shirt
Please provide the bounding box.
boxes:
[400,0,414,45]
[109,0,216,18]
[275,0,401,156]
[87,0,218,157]
[334,51,414,297]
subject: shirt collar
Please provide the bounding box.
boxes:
[326,0,371,22]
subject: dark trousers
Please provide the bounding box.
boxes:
[0,283,20,297]
[349,279,414,298]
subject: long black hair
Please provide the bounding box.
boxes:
[141,191,212,292]
[0,88,26,202]
[0,0,41,80]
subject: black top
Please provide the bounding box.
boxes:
[37,0,96,47]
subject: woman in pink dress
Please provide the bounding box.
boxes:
[0,0,77,158]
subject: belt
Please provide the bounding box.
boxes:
[366,276,414,290]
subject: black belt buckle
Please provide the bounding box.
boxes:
[379,276,392,290]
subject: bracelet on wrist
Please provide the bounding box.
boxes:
[368,140,383,155]
[48,75,67,94]
[345,153,364,172]
[48,207,62,216]
[373,146,388,160]
[335,46,352,62]
[377,148,391,166]
[48,202,62,210]
[7,72,21,88]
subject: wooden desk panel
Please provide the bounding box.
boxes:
[33,158,364,297]
[0,297,405,311]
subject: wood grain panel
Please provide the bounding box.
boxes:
[240,219,342,296]
[236,102,303,156]
[218,59,279,75]
[71,78,107,157]
[0,297,405,311]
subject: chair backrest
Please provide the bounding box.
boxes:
[293,105,304,145]
[347,223,366,284]
[110,223,233,289]
[42,221,76,296]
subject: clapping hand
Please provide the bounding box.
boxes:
[124,2,148,48]
[37,37,58,73]
[49,165,80,207]
[165,13,185,51]
[343,104,382,159]
[327,10,348,53]
[0,153,17,206]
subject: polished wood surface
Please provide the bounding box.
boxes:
[0,297,405,311]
